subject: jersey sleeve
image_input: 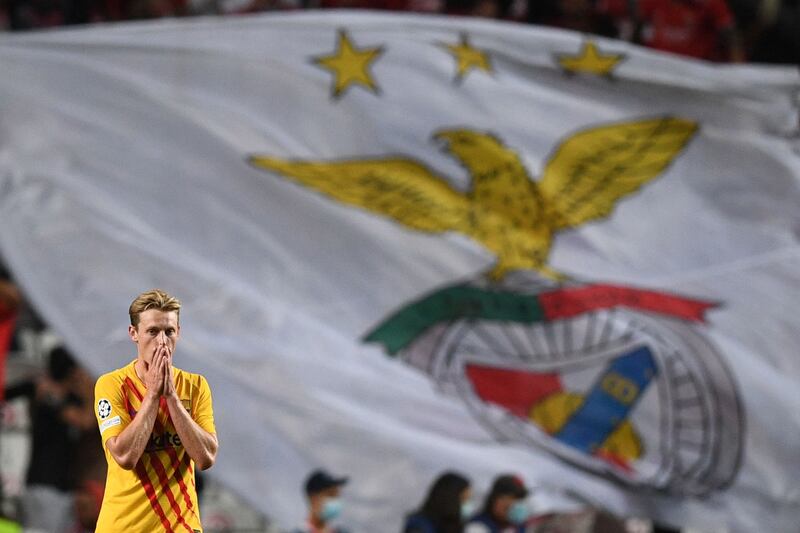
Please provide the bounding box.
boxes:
[193,375,216,435]
[94,373,131,445]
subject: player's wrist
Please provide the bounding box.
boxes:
[164,390,180,403]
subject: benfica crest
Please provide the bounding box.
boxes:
[363,273,743,496]
[250,116,744,495]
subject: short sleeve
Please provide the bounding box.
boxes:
[193,375,216,435]
[94,374,131,445]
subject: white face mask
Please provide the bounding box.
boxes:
[506,500,530,524]
[460,501,476,520]
[320,498,343,521]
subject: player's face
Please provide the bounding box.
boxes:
[128,309,180,366]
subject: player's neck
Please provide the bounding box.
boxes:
[133,359,148,385]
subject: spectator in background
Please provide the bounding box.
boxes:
[70,368,107,533]
[403,471,473,533]
[0,260,20,391]
[4,0,95,29]
[0,257,47,356]
[294,469,351,533]
[0,262,20,317]
[5,0,64,29]
[124,0,186,19]
[638,0,745,61]
[464,475,530,533]
[598,0,745,61]
[317,0,389,9]
[73,479,105,532]
[444,0,505,18]
[528,0,618,37]
[746,0,800,63]
[5,346,98,532]
[0,0,8,29]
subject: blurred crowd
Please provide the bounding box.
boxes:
[4,347,105,533]
[0,0,797,64]
[292,468,680,533]
[0,257,106,532]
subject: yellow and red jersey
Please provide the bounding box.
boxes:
[94,360,216,533]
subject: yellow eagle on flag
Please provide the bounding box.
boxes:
[249,118,697,279]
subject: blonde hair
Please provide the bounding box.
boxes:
[129,289,181,327]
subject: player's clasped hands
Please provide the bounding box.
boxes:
[145,341,174,398]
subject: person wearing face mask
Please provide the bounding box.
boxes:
[403,471,473,533]
[464,475,531,533]
[294,469,350,533]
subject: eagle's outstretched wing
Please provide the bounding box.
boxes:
[538,117,698,231]
[248,156,470,233]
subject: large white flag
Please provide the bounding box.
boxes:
[1,12,799,532]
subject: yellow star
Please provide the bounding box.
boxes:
[556,40,625,77]
[440,33,493,82]
[313,29,385,99]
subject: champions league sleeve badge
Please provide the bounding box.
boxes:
[97,398,112,419]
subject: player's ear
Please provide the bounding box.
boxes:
[128,324,139,343]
